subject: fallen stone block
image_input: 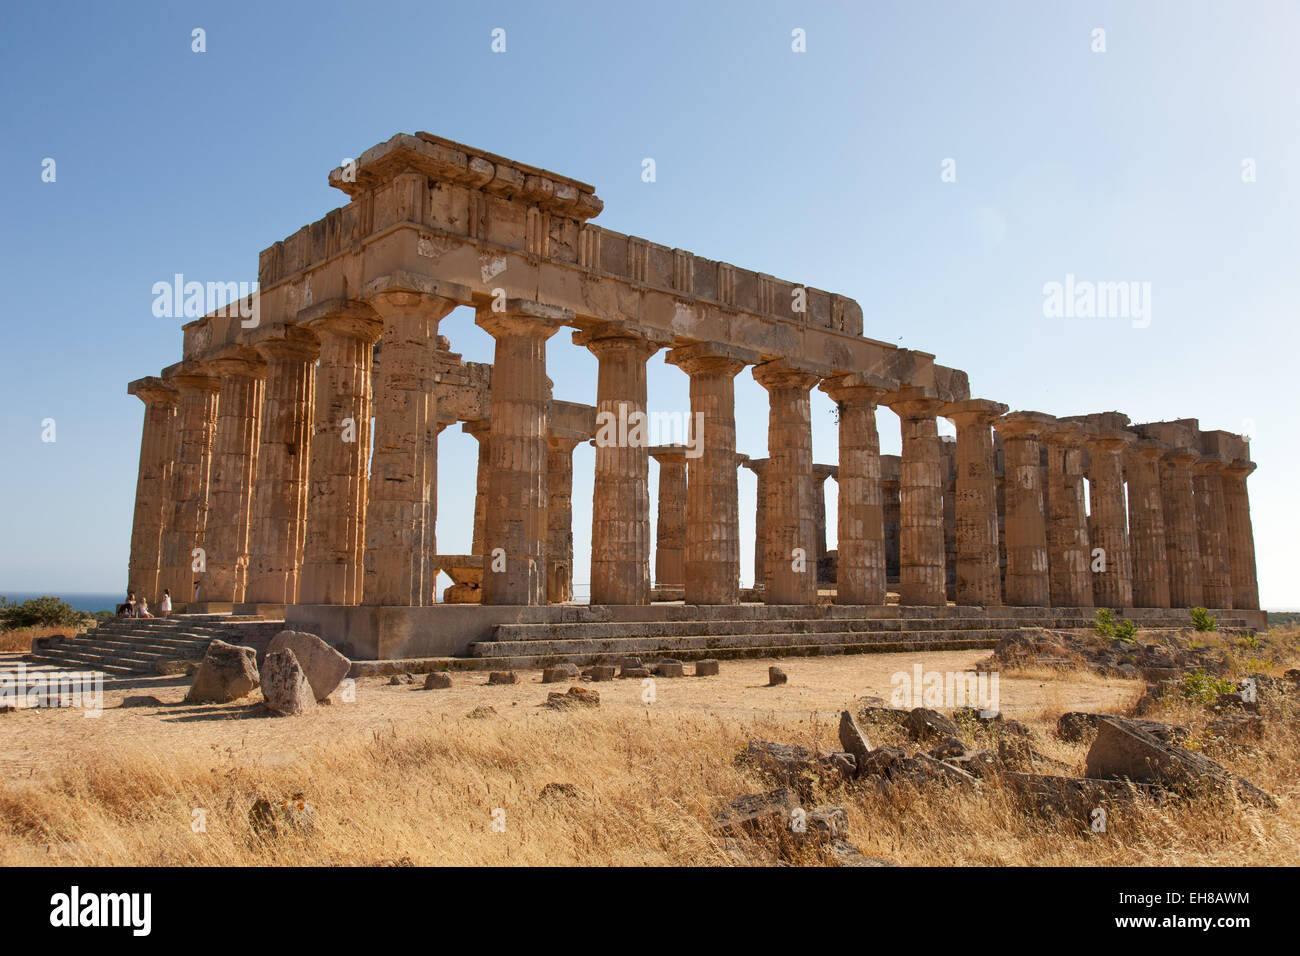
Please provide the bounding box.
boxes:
[423,672,452,690]
[185,640,259,704]
[542,664,580,683]
[655,660,685,678]
[261,648,317,716]
[827,840,897,867]
[249,792,315,838]
[1085,717,1275,807]
[546,685,600,709]
[1057,711,1188,745]
[1003,771,1157,826]
[904,707,960,742]
[620,666,653,679]
[694,659,720,676]
[768,666,787,686]
[838,710,873,771]
[714,787,798,838]
[267,630,350,701]
[582,665,616,682]
[488,671,517,685]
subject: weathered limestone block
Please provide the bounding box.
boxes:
[298,301,383,605]
[245,326,318,606]
[260,648,317,716]
[185,639,259,703]
[1126,439,1172,608]
[204,347,267,604]
[649,445,688,598]
[940,399,1007,607]
[127,378,179,603]
[161,365,221,604]
[754,360,825,605]
[478,301,571,605]
[885,387,947,606]
[1043,422,1093,608]
[993,412,1053,607]
[267,629,350,701]
[822,373,895,605]
[667,342,756,605]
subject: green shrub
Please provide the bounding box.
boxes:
[0,596,87,631]
[1179,669,1235,704]
[1094,607,1116,638]
[1114,619,1138,642]
[1190,607,1217,632]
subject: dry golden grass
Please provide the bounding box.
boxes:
[0,625,75,653]
[0,628,1295,867]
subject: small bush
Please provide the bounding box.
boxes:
[0,596,87,631]
[1179,669,1235,704]
[1190,607,1217,632]
[1094,608,1116,638]
[1114,619,1138,642]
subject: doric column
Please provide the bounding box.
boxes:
[298,301,382,605]
[203,347,267,605]
[740,457,769,591]
[1084,429,1135,609]
[126,377,179,603]
[362,279,464,606]
[883,387,947,606]
[1043,422,1093,608]
[463,419,490,555]
[939,437,958,600]
[244,327,318,607]
[821,374,894,605]
[1193,456,1233,608]
[753,360,823,605]
[546,432,583,604]
[940,399,1008,607]
[160,364,221,605]
[667,342,754,605]
[649,445,688,600]
[577,323,670,605]
[881,456,901,588]
[1161,448,1204,608]
[993,412,1054,607]
[478,300,570,605]
[812,464,836,575]
[1222,459,1259,610]
[1126,440,1172,608]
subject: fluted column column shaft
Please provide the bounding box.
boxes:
[650,448,688,595]
[582,332,659,605]
[754,363,820,605]
[823,380,889,605]
[1086,438,1134,608]
[299,313,380,605]
[995,416,1052,607]
[245,334,317,606]
[668,348,749,605]
[1045,431,1093,608]
[545,436,581,604]
[161,370,221,604]
[1223,463,1259,610]
[479,305,566,605]
[943,401,1006,607]
[1194,461,1233,608]
[1126,445,1172,608]
[204,355,266,604]
[127,384,179,603]
[1161,451,1204,608]
[887,395,946,606]
[464,420,491,556]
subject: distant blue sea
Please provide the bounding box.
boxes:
[1,592,121,613]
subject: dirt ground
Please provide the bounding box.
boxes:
[0,649,1143,781]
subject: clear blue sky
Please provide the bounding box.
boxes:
[2,0,1296,608]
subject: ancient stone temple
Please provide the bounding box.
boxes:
[125,132,1264,662]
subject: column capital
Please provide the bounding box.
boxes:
[752,358,827,391]
[249,323,320,362]
[939,398,1008,427]
[884,385,942,419]
[475,299,572,339]
[297,297,382,342]
[1127,437,1168,461]
[574,319,675,352]
[208,344,268,380]
[1194,453,1231,474]
[741,456,769,475]
[1042,420,1091,446]
[546,428,586,452]
[1085,426,1136,454]
[1225,458,1257,478]
[820,371,899,405]
[665,340,759,378]
[1163,447,1200,468]
[649,444,689,465]
[163,361,221,393]
[128,376,179,407]
[993,410,1056,439]
[362,272,471,321]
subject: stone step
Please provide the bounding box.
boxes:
[64,636,211,657]
[469,627,1013,660]
[25,652,150,675]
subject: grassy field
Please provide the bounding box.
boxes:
[0,627,1295,866]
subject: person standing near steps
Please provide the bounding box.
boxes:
[159,589,172,619]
